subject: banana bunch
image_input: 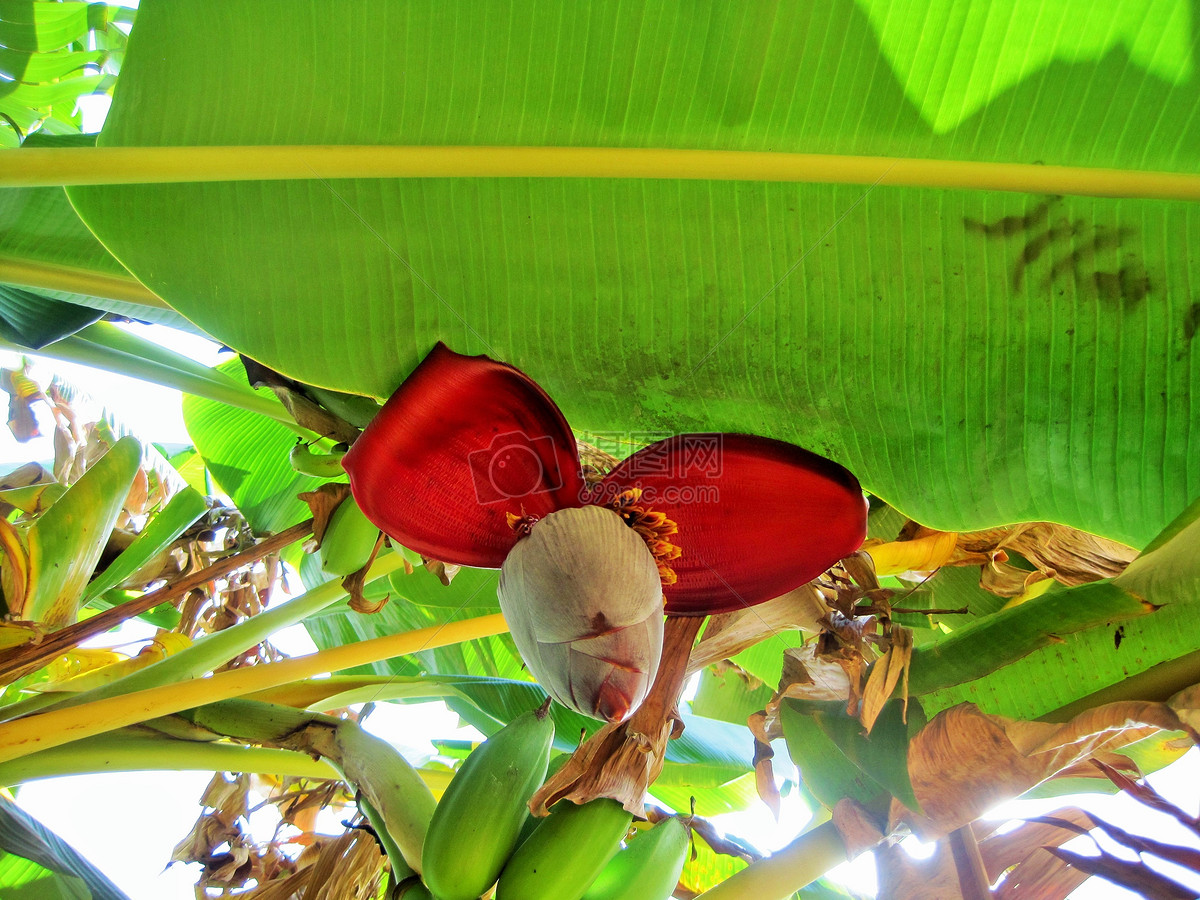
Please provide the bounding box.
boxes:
[581,816,690,900]
[398,701,687,900]
[421,702,555,900]
[495,797,633,900]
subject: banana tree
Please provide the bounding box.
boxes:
[1,1,1199,897]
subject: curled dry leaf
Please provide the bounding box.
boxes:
[870,520,1138,601]
[832,798,886,858]
[890,693,1200,840]
[993,847,1092,900]
[686,584,828,676]
[299,482,352,547]
[420,556,460,585]
[343,530,389,614]
[860,626,913,733]
[979,807,1095,884]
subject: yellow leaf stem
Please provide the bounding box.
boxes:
[5,146,1200,200]
[694,821,850,900]
[0,612,509,764]
[0,256,167,309]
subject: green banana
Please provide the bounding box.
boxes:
[582,816,689,900]
[422,703,555,900]
[289,441,346,477]
[394,878,433,899]
[319,495,380,575]
[495,798,633,900]
[333,721,437,874]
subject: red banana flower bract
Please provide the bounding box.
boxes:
[343,344,867,722]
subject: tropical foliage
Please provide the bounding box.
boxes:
[0,1,1198,897]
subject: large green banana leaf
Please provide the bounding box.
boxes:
[60,0,1198,551]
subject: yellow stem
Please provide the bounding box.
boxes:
[0,257,168,309]
[0,612,509,764]
[695,821,850,900]
[5,146,1199,200]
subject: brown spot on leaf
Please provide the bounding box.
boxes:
[1183,303,1200,341]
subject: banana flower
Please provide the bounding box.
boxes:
[343,344,866,723]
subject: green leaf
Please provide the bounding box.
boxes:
[0,852,90,900]
[780,699,889,813]
[0,795,128,900]
[0,166,193,330]
[387,565,501,609]
[650,770,760,817]
[917,501,1200,719]
[80,485,207,605]
[67,0,1199,549]
[0,285,100,349]
[25,434,141,626]
[690,665,775,727]
[182,359,321,545]
[0,2,102,54]
[807,698,925,813]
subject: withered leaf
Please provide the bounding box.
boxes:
[299,482,352,546]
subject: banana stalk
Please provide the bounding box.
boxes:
[2,551,411,723]
[693,821,848,900]
[0,610,509,764]
[0,728,339,785]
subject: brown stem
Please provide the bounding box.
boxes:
[948,823,993,900]
[530,614,705,817]
[0,518,314,683]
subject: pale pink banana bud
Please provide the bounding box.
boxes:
[498,505,664,723]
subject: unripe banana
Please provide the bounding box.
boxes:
[319,496,380,575]
[289,441,346,478]
[582,816,689,900]
[495,799,632,900]
[394,878,433,899]
[422,703,555,900]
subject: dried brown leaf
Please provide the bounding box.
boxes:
[299,483,352,546]
[686,585,828,675]
[861,627,913,733]
[993,848,1090,900]
[344,532,388,614]
[979,807,1096,881]
[892,696,1199,840]
[875,839,964,900]
[1048,846,1197,900]
[832,798,886,859]
[421,557,461,586]
[980,560,1051,599]
[1092,757,1200,834]
[753,739,780,819]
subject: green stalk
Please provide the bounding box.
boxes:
[0,728,339,786]
[0,329,309,435]
[4,146,1200,200]
[0,256,168,310]
[0,554,408,722]
[695,822,850,900]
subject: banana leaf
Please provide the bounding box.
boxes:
[59,0,1199,552]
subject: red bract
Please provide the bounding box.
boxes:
[343,344,867,723]
[344,343,868,617]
